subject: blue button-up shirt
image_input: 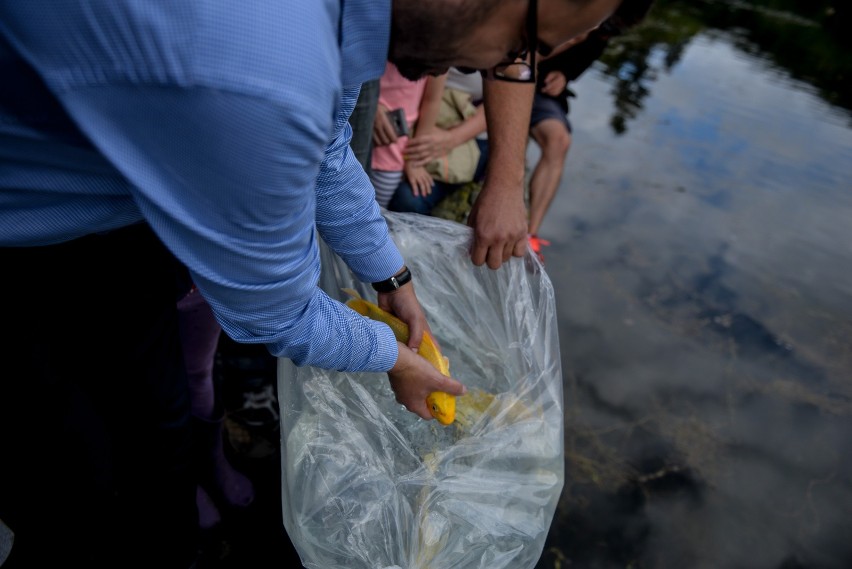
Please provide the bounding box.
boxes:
[0,0,403,372]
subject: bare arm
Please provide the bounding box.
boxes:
[412,73,447,137]
[467,79,534,269]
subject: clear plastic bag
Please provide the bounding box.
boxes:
[278,212,564,569]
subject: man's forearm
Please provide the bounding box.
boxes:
[467,79,536,269]
[482,79,535,192]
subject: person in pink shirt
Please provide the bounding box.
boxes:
[370,62,446,208]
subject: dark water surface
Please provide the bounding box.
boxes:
[531,1,852,568]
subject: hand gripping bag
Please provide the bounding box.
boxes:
[278,211,564,569]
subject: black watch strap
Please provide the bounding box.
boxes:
[371,266,412,293]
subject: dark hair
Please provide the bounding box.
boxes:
[390,0,504,79]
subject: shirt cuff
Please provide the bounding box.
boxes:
[345,236,406,284]
[368,319,400,371]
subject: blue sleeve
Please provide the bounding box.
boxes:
[2,1,399,372]
[315,88,407,283]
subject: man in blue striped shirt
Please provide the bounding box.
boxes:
[0,0,622,566]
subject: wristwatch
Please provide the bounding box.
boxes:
[371,266,412,293]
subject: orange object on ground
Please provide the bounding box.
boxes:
[528,234,551,262]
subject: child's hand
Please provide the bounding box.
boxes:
[540,71,568,97]
[404,129,454,166]
[372,104,399,147]
[403,163,434,197]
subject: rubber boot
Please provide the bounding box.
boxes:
[192,409,255,516]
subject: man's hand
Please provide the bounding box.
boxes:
[378,279,465,421]
[389,342,466,420]
[377,279,431,353]
[467,178,529,268]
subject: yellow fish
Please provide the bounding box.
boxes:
[425,392,456,426]
[343,288,456,425]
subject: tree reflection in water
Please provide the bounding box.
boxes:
[591,0,852,135]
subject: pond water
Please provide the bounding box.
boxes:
[530,1,852,568]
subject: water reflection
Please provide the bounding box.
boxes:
[534,1,852,567]
[592,0,852,136]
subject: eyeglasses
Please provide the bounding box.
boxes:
[485,0,550,83]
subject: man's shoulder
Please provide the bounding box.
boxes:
[2,1,343,95]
